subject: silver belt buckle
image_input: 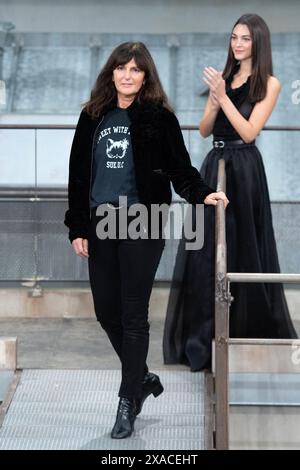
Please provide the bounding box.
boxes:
[107,202,123,210]
[214,140,225,149]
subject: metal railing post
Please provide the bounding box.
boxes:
[214,158,231,449]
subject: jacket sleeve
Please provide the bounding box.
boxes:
[64,109,91,242]
[163,111,215,204]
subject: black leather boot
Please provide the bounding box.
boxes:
[135,372,164,416]
[111,397,136,439]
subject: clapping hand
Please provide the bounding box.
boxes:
[203,67,226,102]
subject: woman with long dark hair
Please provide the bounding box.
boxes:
[64,41,227,438]
[163,14,297,372]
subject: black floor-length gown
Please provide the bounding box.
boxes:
[163,76,297,371]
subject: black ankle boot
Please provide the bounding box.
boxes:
[111,397,136,439]
[135,372,164,416]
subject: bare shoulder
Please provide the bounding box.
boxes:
[267,76,281,93]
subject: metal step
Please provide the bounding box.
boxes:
[226,346,300,449]
[0,337,17,370]
[230,373,300,406]
[0,371,14,403]
[230,405,300,450]
[0,369,206,450]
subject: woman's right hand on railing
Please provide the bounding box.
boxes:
[204,191,229,208]
[72,238,89,258]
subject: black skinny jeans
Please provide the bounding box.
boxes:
[88,209,165,399]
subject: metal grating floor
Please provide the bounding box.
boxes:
[0,369,205,450]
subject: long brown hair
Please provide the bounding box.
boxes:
[84,42,171,118]
[223,14,273,103]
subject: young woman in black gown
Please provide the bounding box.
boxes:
[163,13,297,371]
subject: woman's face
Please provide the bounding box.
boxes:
[231,23,252,62]
[113,58,145,100]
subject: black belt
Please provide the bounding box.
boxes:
[213,139,255,149]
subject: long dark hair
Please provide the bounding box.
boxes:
[223,14,273,103]
[84,42,171,118]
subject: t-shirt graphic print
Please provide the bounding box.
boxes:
[90,107,139,207]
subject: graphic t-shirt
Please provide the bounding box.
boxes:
[90,107,139,208]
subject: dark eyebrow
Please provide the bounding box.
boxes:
[231,33,251,38]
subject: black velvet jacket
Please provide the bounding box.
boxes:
[64,100,214,242]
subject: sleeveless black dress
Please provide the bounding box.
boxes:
[163,76,297,371]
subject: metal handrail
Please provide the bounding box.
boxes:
[1,124,300,131]
[0,187,67,198]
[214,160,300,450]
[227,273,300,283]
[214,159,229,449]
[0,124,76,129]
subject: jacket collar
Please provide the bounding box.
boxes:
[100,97,160,123]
